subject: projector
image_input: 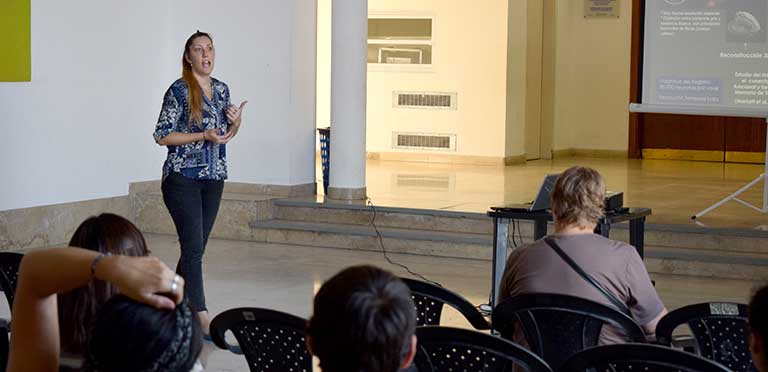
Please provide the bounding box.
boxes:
[604,191,624,212]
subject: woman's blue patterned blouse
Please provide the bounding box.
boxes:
[153,78,231,180]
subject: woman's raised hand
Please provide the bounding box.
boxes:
[95,255,184,310]
[226,101,248,127]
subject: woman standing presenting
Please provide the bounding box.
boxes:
[153,31,247,334]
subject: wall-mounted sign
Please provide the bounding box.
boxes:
[0,0,31,81]
[584,0,620,18]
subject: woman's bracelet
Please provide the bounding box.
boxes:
[90,253,112,279]
[202,131,207,142]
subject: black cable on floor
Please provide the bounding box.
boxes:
[366,198,443,287]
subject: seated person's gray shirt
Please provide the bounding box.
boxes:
[499,233,664,344]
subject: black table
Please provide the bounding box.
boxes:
[486,207,652,308]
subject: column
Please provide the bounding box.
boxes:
[328,0,367,200]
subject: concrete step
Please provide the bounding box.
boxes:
[614,223,768,256]
[273,199,494,234]
[644,246,768,281]
[249,219,491,260]
[130,193,768,281]
[250,218,768,281]
[274,199,768,256]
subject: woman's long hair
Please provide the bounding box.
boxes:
[84,296,203,372]
[58,214,150,355]
[182,31,213,126]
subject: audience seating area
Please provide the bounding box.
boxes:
[199,277,755,372]
[0,253,757,372]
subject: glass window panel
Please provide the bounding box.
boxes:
[368,18,432,40]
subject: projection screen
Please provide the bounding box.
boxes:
[633,0,768,117]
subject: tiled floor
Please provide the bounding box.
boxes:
[327,157,768,229]
[138,234,763,371]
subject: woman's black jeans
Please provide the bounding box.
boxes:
[161,172,224,312]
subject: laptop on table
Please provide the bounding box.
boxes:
[491,174,560,213]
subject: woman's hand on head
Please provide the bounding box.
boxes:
[95,256,184,310]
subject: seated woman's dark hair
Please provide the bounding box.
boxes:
[84,295,202,372]
[307,265,416,372]
[58,213,150,355]
[751,285,768,357]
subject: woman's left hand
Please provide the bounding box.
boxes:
[226,101,248,139]
[97,255,184,310]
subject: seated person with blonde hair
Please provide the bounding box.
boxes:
[499,166,667,343]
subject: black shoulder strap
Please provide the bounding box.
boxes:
[543,237,632,316]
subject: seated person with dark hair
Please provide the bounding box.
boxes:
[58,213,151,368]
[499,166,668,343]
[751,285,768,372]
[7,247,202,372]
[307,265,417,372]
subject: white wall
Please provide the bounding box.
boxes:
[506,0,544,160]
[0,0,172,211]
[363,0,510,158]
[316,0,546,160]
[317,0,332,131]
[316,0,634,161]
[172,0,317,186]
[0,0,317,211]
[523,1,544,159]
[287,1,319,185]
[551,0,632,152]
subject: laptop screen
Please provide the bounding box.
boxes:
[529,174,559,211]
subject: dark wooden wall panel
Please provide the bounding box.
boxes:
[641,114,725,151]
[724,118,766,153]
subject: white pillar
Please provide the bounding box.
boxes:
[328,0,367,200]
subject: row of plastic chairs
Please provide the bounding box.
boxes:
[208,307,738,372]
[414,326,736,372]
[208,277,754,372]
[404,276,754,372]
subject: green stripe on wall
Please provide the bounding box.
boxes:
[0,0,31,82]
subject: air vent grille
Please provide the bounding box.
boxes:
[392,133,457,151]
[393,92,458,110]
[398,134,450,148]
